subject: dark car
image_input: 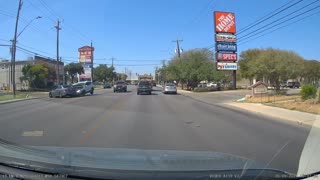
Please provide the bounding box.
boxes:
[114,81,127,92]
[137,81,152,95]
[49,85,76,98]
[287,82,300,88]
[103,83,112,89]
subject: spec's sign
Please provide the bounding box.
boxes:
[217,62,237,70]
[216,33,237,42]
[214,12,236,33]
[216,42,237,52]
[216,52,237,61]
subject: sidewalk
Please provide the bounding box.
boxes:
[226,102,318,127]
[177,88,318,127]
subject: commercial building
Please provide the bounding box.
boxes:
[0,56,64,90]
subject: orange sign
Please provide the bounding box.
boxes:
[214,12,236,33]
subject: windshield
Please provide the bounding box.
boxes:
[0,0,319,179]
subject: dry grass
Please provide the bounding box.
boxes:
[270,101,320,114]
[245,95,300,103]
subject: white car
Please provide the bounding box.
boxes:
[163,83,177,94]
[207,82,218,88]
[73,81,94,96]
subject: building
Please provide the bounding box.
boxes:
[0,56,64,90]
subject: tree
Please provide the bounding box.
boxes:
[301,60,320,84]
[239,48,304,91]
[165,48,224,89]
[116,73,127,81]
[64,63,84,83]
[21,63,49,89]
[93,64,116,82]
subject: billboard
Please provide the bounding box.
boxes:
[216,52,237,61]
[214,12,236,33]
[216,33,236,42]
[217,62,237,70]
[79,46,94,63]
[78,46,94,80]
[216,42,237,52]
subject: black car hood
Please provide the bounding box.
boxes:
[0,141,265,171]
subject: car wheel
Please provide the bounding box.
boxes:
[149,91,152,95]
[137,92,139,95]
[90,89,94,95]
[49,92,53,98]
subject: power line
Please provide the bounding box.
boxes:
[237,0,303,35]
[238,10,320,45]
[37,0,60,19]
[238,5,320,43]
[17,43,55,56]
[238,0,319,40]
[25,0,56,23]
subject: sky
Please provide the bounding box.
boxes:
[0,0,319,78]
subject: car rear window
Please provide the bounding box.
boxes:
[165,83,175,86]
[139,82,150,85]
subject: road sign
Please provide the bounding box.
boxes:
[216,33,236,42]
[217,62,237,70]
[216,42,237,52]
[216,52,237,61]
[214,12,236,33]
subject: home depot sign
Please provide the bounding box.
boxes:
[214,12,236,33]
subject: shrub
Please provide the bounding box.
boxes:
[300,84,317,100]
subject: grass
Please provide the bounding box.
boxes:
[245,95,300,103]
[0,93,29,101]
[270,101,320,114]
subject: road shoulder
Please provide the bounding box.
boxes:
[225,102,318,127]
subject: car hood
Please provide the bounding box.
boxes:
[0,141,265,171]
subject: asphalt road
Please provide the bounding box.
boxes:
[0,86,310,174]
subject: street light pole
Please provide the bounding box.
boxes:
[11,0,23,97]
[17,16,42,39]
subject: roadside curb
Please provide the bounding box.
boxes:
[226,102,318,127]
[0,97,40,105]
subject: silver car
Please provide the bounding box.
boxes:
[163,83,177,94]
[49,85,76,98]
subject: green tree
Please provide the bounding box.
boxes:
[21,63,49,89]
[64,63,84,83]
[239,48,304,91]
[165,48,224,89]
[93,65,116,82]
[301,60,320,84]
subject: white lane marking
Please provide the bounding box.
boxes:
[22,131,43,137]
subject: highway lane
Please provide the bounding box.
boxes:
[0,86,311,174]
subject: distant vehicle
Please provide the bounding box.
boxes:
[73,84,86,96]
[197,83,207,88]
[207,82,218,88]
[49,85,76,98]
[137,81,152,95]
[103,83,112,89]
[287,82,300,88]
[163,83,177,94]
[138,75,153,89]
[73,81,94,95]
[114,81,127,92]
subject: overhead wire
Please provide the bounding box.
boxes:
[237,0,304,35]
[238,5,320,43]
[238,10,320,45]
[238,0,320,41]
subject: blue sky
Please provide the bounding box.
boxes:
[0,0,319,77]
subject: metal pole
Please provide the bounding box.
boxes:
[55,20,61,85]
[91,41,93,82]
[11,0,23,97]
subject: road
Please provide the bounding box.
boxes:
[0,86,310,174]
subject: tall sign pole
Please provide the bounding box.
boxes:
[214,11,237,90]
[91,41,93,82]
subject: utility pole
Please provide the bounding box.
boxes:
[55,19,61,85]
[90,41,93,82]
[111,57,115,84]
[172,39,183,58]
[11,0,23,97]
